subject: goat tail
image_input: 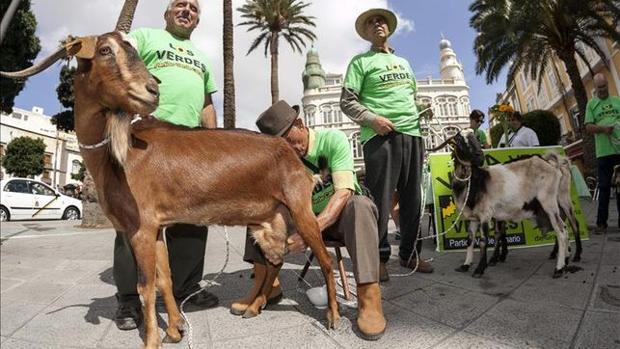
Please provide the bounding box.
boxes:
[105,111,132,164]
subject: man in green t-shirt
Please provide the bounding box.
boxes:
[232,101,386,340]
[340,8,433,280]
[113,0,219,331]
[469,110,490,149]
[585,73,620,234]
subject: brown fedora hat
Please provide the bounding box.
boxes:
[355,8,397,41]
[256,100,300,137]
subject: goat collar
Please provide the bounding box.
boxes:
[78,114,143,150]
[79,137,111,150]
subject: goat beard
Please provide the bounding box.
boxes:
[105,111,132,165]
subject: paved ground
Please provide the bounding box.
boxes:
[1,199,619,349]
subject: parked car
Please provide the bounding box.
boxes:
[0,178,82,222]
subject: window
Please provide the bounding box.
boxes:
[436,97,447,116]
[546,67,558,97]
[527,96,536,111]
[72,160,81,174]
[538,82,548,106]
[321,104,333,125]
[4,180,29,193]
[304,106,316,126]
[44,153,53,168]
[29,182,55,196]
[333,105,343,124]
[520,71,528,90]
[11,112,22,120]
[350,132,363,159]
[460,97,470,115]
[448,98,458,116]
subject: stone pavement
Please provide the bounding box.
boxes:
[1,199,618,349]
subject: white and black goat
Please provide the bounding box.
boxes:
[445,129,581,278]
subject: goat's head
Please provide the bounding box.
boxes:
[75,32,159,117]
[0,32,159,118]
[452,128,484,167]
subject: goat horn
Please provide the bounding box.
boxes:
[426,133,458,152]
[0,45,68,79]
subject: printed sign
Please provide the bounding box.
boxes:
[428,146,589,252]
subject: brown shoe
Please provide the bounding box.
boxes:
[400,257,434,273]
[356,282,386,340]
[230,263,282,315]
[379,262,389,282]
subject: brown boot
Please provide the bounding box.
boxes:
[356,282,386,340]
[230,264,283,315]
[400,257,434,273]
[379,263,389,282]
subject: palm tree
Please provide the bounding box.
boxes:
[115,0,139,33]
[470,0,620,174]
[223,0,236,128]
[238,0,316,104]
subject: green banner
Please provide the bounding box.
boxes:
[429,146,589,252]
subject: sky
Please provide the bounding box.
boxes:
[12,0,506,130]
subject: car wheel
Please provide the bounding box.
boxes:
[63,206,80,220]
[0,206,9,222]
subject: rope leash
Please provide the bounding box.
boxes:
[174,226,230,349]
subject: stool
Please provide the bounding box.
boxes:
[298,240,352,300]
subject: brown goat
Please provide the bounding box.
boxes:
[1,32,341,348]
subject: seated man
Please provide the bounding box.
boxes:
[231,100,386,341]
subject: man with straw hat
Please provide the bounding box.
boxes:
[341,8,434,281]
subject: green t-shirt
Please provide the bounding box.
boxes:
[344,49,420,143]
[304,129,362,214]
[129,28,217,128]
[475,128,487,146]
[585,96,620,158]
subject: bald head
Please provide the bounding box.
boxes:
[594,73,609,100]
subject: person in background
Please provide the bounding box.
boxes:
[469,109,490,148]
[497,111,539,148]
[585,73,620,234]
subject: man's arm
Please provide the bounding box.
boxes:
[340,88,394,135]
[201,93,217,128]
[585,123,613,135]
[286,188,353,252]
[316,188,352,232]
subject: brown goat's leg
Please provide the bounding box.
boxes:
[155,230,185,343]
[129,227,160,349]
[243,262,282,318]
[293,209,341,329]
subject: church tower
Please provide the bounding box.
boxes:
[439,36,465,82]
[302,47,326,92]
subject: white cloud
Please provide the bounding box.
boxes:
[29,0,421,129]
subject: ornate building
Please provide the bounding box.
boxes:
[301,38,471,174]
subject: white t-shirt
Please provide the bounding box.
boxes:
[498,126,540,147]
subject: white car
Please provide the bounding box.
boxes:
[0,178,82,222]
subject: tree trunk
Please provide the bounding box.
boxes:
[80,170,112,228]
[560,51,597,176]
[115,0,139,33]
[223,0,236,129]
[270,33,279,104]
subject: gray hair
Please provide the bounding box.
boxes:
[166,0,201,14]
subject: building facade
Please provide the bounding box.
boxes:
[0,107,83,188]
[494,35,620,145]
[301,38,472,174]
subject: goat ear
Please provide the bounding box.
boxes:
[67,36,98,59]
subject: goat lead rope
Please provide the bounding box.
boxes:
[177,226,230,349]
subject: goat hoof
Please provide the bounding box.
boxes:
[455,265,470,273]
[327,313,342,330]
[572,255,581,262]
[488,258,498,266]
[162,333,183,344]
[499,254,507,262]
[552,268,564,278]
[565,265,583,273]
[242,308,260,319]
